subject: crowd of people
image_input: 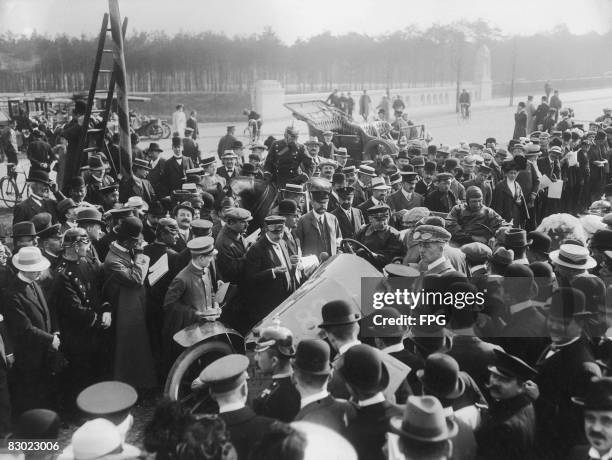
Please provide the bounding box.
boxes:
[3,91,612,460]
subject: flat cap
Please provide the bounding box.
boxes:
[461,242,492,264]
[190,219,213,232]
[265,215,286,225]
[412,225,451,243]
[254,325,296,357]
[225,207,253,222]
[187,236,217,256]
[367,204,390,216]
[436,172,454,182]
[199,354,250,394]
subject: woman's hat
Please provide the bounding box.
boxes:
[12,247,51,272]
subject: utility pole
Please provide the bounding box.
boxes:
[509,37,517,106]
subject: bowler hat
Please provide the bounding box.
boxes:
[548,287,590,321]
[278,199,299,216]
[319,300,361,328]
[117,217,142,241]
[292,339,331,375]
[504,228,532,248]
[27,169,51,186]
[148,142,163,152]
[13,221,37,238]
[417,353,465,399]
[572,377,612,410]
[389,396,458,442]
[76,207,104,225]
[528,231,551,254]
[339,344,389,394]
[488,349,538,382]
[171,136,182,148]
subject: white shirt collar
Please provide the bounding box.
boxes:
[266,234,281,247]
[17,272,34,284]
[514,257,529,265]
[300,390,330,409]
[452,327,476,336]
[428,256,447,271]
[509,300,532,315]
[272,371,292,379]
[358,392,385,407]
[338,339,361,356]
[401,188,412,200]
[470,264,487,275]
[589,447,612,460]
[552,336,581,350]
[382,343,404,354]
[371,196,382,206]
[218,401,245,414]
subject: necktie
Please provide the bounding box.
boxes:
[318,217,330,253]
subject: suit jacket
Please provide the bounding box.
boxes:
[357,197,377,222]
[294,395,356,434]
[414,179,435,197]
[181,138,200,164]
[148,158,167,197]
[244,236,297,325]
[491,179,529,226]
[215,225,248,284]
[252,375,301,423]
[343,400,404,460]
[498,306,549,366]
[423,189,456,213]
[535,337,601,459]
[119,176,156,205]
[218,407,275,460]
[352,181,368,207]
[319,142,337,159]
[216,166,238,184]
[295,211,342,258]
[448,335,501,396]
[517,163,541,204]
[387,189,424,213]
[217,134,237,158]
[4,278,56,372]
[476,394,536,460]
[537,157,561,181]
[13,195,57,224]
[161,156,195,197]
[332,206,364,240]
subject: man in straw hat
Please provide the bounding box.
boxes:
[476,349,539,460]
[549,243,597,286]
[292,338,355,433]
[534,287,601,459]
[388,395,458,460]
[4,246,59,414]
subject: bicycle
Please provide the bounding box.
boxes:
[458,103,471,123]
[0,162,29,209]
[244,118,262,143]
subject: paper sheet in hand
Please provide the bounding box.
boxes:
[567,151,578,167]
[539,175,553,189]
[147,253,169,286]
[216,281,231,304]
[300,255,319,273]
[244,228,261,247]
[548,180,563,199]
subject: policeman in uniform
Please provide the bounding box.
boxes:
[54,228,111,411]
[355,204,405,270]
[264,126,314,187]
[253,324,301,422]
[197,354,275,460]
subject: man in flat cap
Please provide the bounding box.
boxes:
[355,204,405,270]
[120,157,156,206]
[264,126,314,188]
[253,324,301,422]
[244,216,298,329]
[411,224,454,275]
[424,173,457,214]
[446,186,507,245]
[53,228,111,413]
[476,349,538,460]
[293,339,356,433]
[198,354,275,460]
[215,207,252,284]
[163,236,219,371]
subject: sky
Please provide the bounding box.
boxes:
[1,0,611,43]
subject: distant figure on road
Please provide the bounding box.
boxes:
[534,96,550,131]
[186,111,199,139]
[459,89,471,118]
[171,104,186,138]
[359,90,372,122]
[217,125,237,159]
[392,95,405,117]
[513,102,527,140]
[549,90,562,122]
[544,80,552,100]
[526,95,536,134]
[326,89,340,109]
[377,95,391,121]
[346,92,355,119]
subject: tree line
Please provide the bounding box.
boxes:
[0,21,610,94]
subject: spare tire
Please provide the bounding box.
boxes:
[364,139,398,161]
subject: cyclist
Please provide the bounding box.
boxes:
[243,108,262,140]
[459,89,471,118]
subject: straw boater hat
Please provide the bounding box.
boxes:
[549,244,597,270]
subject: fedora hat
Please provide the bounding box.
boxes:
[389,395,458,442]
[116,217,143,241]
[125,196,149,211]
[319,300,361,328]
[12,247,51,272]
[572,377,612,410]
[549,244,597,270]
[132,158,151,171]
[12,221,37,239]
[548,287,592,321]
[292,339,331,375]
[417,353,465,399]
[76,207,104,225]
[504,228,532,248]
[147,142,163,152]
[339,344,389,394]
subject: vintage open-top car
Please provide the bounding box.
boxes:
[284,100,426,164]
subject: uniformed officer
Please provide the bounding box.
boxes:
[54,228,111,412]
[198,354,275,460]
[253,324,301,422]
[411,224,455,275]
[264,126,314,187]
[355,204,405,270]
[215,207,252,283]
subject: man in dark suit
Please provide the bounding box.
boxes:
[387,171,424,213]
[341,344,404,460]
[319,130,337,159]
[491,160,529,229]
[198,354,275,460]
[146,142,166,197]
[216,126,237,159]
[569,377,612,460]
[4,247,61,414]
[537,145,562,217]
[181,128,200,164]
[253,325,301,423]
[293,339,355,433]
[13,169,57,224]
[355,205,405,270]
[535,288,602,459]
[476,349,538,460]
[217,150,239,184]
[295,181,342,258]
[120,158,157,206]
[244,215,297,330]
[424,172,457,214]
[161,137,195,197]
[172,201,194,252]
[415,161,437,197]
[214,207,251,283]
[331,186,365,239]
[0,314,13,436]
[463,164,493,207]
[358,177,390,223]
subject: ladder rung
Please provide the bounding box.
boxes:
[103,49,113,53]
[88,129,104,134]
[83,147,98,153]
[95,89,109,93]
[99,69,113,74]
[91,109,106,113]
